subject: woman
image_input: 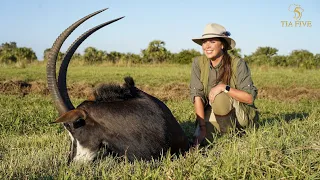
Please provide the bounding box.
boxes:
[190,23,258,145]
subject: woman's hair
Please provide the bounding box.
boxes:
[217,38,232,85]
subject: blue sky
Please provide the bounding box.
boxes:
[0,0,319,60]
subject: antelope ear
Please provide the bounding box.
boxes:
[54,109,87,123]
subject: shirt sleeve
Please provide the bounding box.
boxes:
[236,59,258,104]
[189,58,206,104]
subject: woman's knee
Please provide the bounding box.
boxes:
[211,93,232,115]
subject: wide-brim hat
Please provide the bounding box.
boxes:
[192,23,236,50]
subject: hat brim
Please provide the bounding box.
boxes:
[192,35,236,50]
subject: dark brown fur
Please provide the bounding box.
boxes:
[57,77,190,162]
[93,77,137,102]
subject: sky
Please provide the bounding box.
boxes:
[0,0,319,60]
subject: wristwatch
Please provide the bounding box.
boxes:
[224,85,230,93]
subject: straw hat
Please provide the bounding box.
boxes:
[192,23,236,50]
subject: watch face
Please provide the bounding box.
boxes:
[226,85,230,91]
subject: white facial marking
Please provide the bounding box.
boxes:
[68,132,74,142]
[73,140,97,162]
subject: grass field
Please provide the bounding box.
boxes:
[0,63,319,179]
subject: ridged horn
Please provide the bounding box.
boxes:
[58,16,125,110]
[46,8,107,115]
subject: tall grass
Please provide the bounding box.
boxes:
[0,64,319,179]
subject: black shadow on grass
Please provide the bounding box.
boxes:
[179,120,197,140]
[258,112,309,127]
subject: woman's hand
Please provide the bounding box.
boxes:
[208,84,225,104]
[193,97,206,146]
[193,125,206,146]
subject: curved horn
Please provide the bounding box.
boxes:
[46,8,107,115]
[58,16,125,110]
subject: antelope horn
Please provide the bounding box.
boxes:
[46,8,107,115]
[58,16,125,110]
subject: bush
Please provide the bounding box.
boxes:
[171,49,201,64]
[0,42,37,64]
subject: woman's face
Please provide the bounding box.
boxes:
[202,38,224,59]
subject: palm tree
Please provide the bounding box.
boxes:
[84,47,106,64]
[107,51,123,63]
[142,40,170,63]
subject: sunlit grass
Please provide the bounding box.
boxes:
[1,63,320,88]
[1,98,319,179]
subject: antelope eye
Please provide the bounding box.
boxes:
[73,118,86,129]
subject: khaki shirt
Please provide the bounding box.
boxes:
[189,57,258,105]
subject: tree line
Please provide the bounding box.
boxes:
[1,41,319,69]
[0,42,37,64]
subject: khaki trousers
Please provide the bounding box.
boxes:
[194,92,251,143]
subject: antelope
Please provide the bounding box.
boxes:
[46,8,189,163]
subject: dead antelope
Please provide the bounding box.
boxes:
[46,8,189,163]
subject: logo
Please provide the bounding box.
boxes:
[281,4,312,27]
[289,4,304,21]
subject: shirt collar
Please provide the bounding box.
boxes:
[210,59,223,69]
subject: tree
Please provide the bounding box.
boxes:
[244,54,269,66]
[0,42,37,63]
[44,48,82,62]
[287,50,314,68]
[0,42,17,63]
[172,49,201,64]
[141,40,171,63]
[121,53,142,64]
[244,46,278,65]
[83,47,107,64]
[228,48,242,58]
[43,48,51,61]
[252,47,278,58]
[107,51,124,63]
[71,53,82,61]
[314,54,320,68]
[0,42,17,50]
[15,47,37,62]
[271,55,288,67]
[0,53,17,63]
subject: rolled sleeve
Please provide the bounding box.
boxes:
[236,59,258,103]
[189,58,206,104]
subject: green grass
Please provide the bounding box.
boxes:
[0,63,191,87]
[2,63,320,88]
[0,63,320,179]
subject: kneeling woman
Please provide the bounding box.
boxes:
[190,23,259,145]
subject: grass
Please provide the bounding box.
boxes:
[0,63,320,179]
[0,62,191,87]
[2,63,320,88]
